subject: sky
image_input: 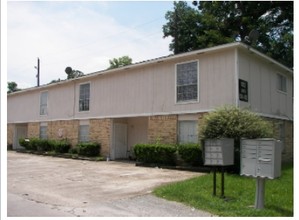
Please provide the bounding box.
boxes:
[6,1,176,89]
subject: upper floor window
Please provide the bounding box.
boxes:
[40,91,48,115]
[176,61,199,103]
[277,73,287,93]
[79,83,90,111]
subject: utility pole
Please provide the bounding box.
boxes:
[35,57,40,87]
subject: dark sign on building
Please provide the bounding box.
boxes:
[239,79,248,102]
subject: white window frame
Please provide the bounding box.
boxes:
[277,73,287,93]
[175,60,199,104]
[79,83,90,112]
[40,91,48,115]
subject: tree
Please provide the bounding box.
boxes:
[163,1,202,54]
[107,56,132,69]
[163,1,293,67]
[65,67,84,79]
[7,82,21,93]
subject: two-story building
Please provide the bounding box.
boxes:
[7,42,293,161]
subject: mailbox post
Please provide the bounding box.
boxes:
[204,138,234,198]
[240,138,282,209]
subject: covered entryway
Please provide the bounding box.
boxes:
[13,124,28,150]
[111,117,148,160]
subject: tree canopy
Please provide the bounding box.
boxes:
[7,81,21,93]
[65,66,84,79]
[107,56,133,69]
[163,1,293,67]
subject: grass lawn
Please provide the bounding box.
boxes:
[153,163,293,217]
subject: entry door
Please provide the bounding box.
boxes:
[113,123,128,159]
[14,125,28,149]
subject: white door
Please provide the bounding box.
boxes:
[112,123,128,159]
[14,125,28,149]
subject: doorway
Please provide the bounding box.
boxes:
[13,124,28,150]
[112,123,128,160]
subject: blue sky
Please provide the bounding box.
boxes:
[6,1,177,88]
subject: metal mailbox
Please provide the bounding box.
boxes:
[240,138,282,179]
[204,138,234,166]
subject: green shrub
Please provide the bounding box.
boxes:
[201,106,274,172]
[50,140,71,153]
[177,143,203,166]
[69,147,78,154]
[36,139,52,152]
[201,106,274,140]
[18,137,39,151]
[19,138,30,150]
[29,138,40,151]
[133,144,177,165]
[76,142,100,157]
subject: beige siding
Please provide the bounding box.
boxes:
[200,50,236,109]
[238,50,293,119]
[8,48,237,123]
[8,91,40,123]
[127,117,148,149]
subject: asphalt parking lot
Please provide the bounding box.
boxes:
[7,151,213,217]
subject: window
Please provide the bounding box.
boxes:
[79,125,89,142]
[176,61,199,103]
[40,125,47,139]
[277,74,287,93]
[79,83,90,111]
[178,121,198,143]
[40,91,48,115]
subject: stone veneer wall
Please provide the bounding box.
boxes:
[27,122,39,138]
[148,115,177,144]
[197,112,208,140]
[267,118,293,163]
[7,124,15,146]
[7,114,293,163]
[89,118,112,157]
[47,120,79,147]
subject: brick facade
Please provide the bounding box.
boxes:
[47,120,79,146]
[197,112,208,140]
[7,124,15,146]
[28,122,39,138]
[266,118,293,163]
[7,114,293,163]
[90,118,112,157]
[148,115,177,144]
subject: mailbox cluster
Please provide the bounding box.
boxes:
[240,138,282,179]
[203,137,282,209]
[204,138,234,166]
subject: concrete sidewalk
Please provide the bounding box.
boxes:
[7,151,214,217]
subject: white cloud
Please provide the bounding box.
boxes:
[7,2,172,88]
